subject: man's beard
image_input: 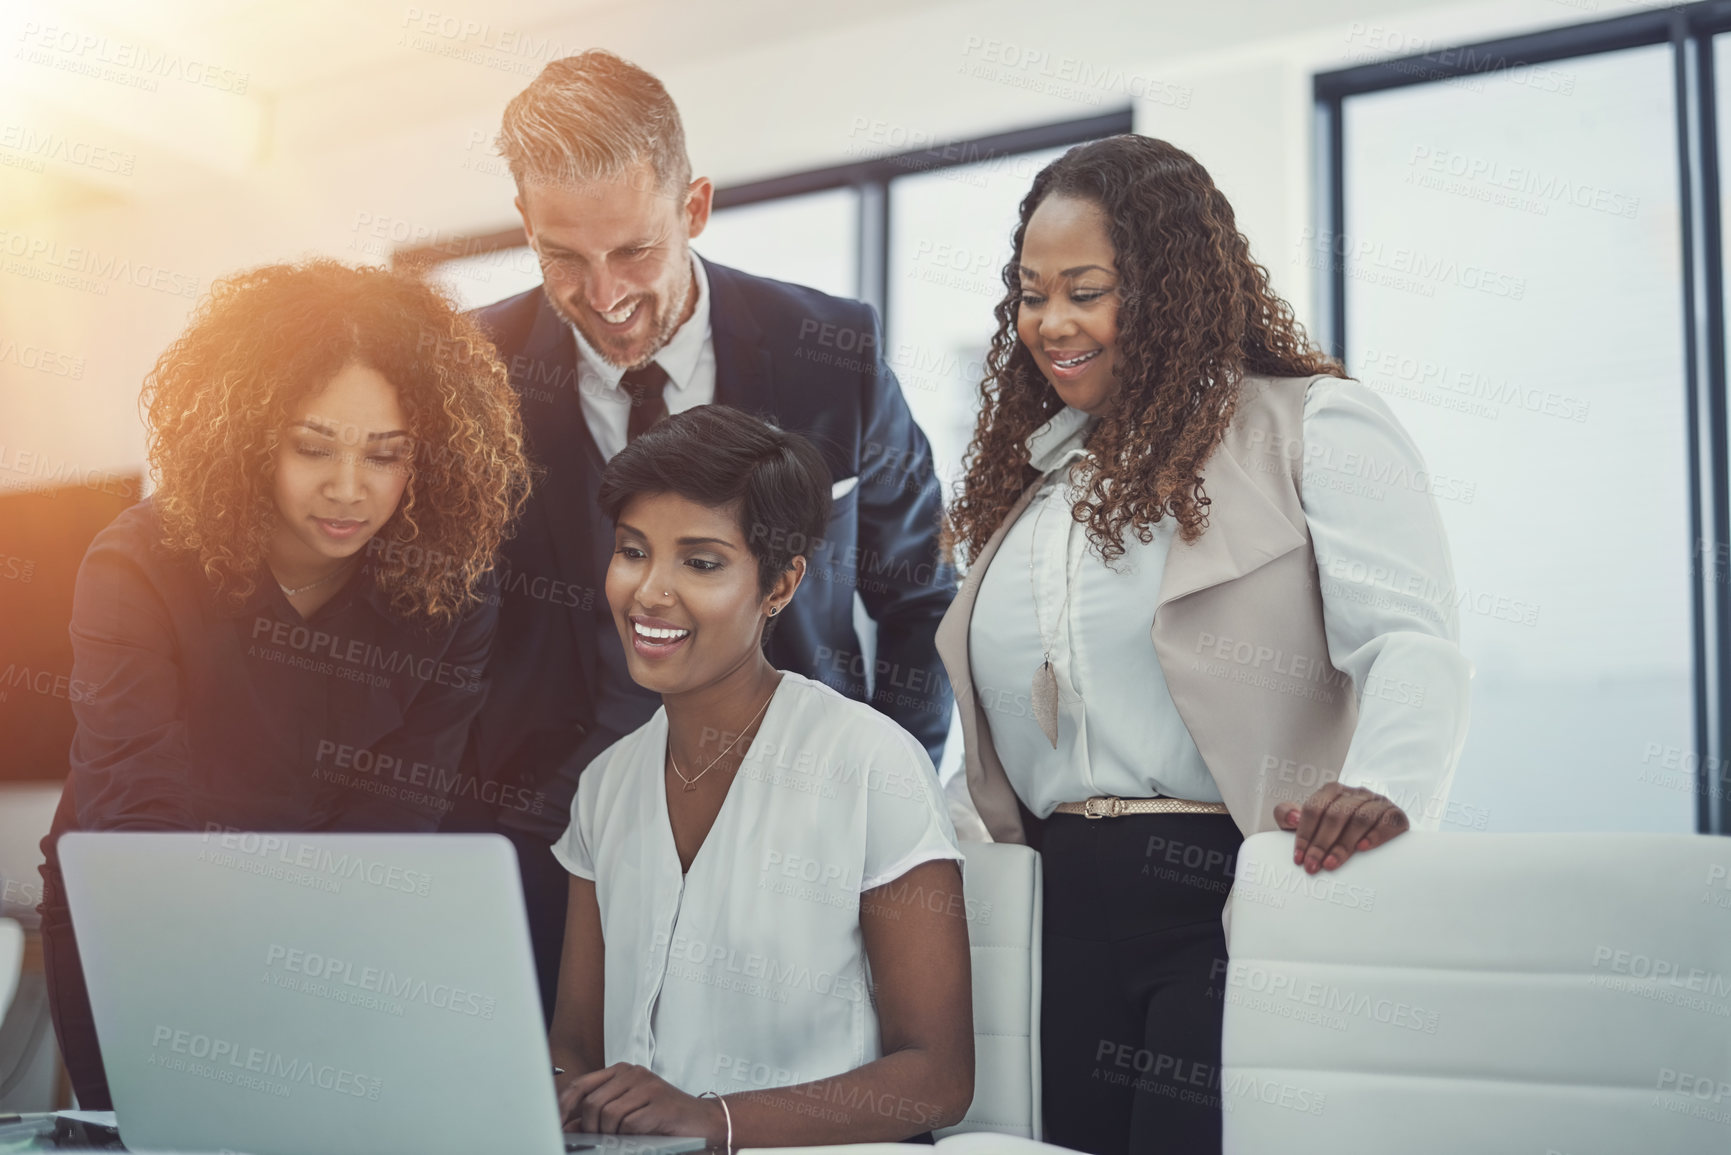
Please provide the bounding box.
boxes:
[544,274,690,372]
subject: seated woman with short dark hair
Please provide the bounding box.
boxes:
[548,404,975,1147]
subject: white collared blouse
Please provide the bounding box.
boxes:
[968,376,1471,825]
[553,671,963,1094]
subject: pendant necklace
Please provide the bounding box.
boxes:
[669,684,776,792]
[1027,478,1072,749]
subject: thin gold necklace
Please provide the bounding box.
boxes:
[277,558,355,598]
[668,684,776,792]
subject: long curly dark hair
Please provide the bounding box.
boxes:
[143,260,531,624]
[947,134,1341,565]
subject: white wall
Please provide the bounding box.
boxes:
[0,0,1625,494]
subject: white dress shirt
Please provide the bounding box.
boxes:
[570,256,717,460]
[553,671,963,1094]
[969,376,1471,827]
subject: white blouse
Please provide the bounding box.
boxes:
[969,376,1471,827]
[553,671,963,1095]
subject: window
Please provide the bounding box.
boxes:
[887,146,1071,492]
[696,187,859,299]
[1320,7,1731,832]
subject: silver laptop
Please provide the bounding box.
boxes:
[58,831,703,1155]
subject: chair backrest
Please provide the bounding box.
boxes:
[1222,831,1731,1155]
[0,781,64,924]
[0,918,22,1023]
[936,841,1042,1140]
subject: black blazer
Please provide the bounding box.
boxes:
[464,258,956,829]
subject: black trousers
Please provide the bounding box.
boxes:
[38,864,113,1110]
[1040,812,1242,1155]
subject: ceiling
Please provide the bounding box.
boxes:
[0,0,978,219]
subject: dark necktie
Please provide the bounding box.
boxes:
[621,361,670,443]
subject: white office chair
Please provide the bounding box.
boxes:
[1223,831,1731,1154]
[936,841,1043,1141]
[0,919,21,1023]
[0,780,68,1112]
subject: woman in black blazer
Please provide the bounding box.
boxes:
[37,260,531,1107]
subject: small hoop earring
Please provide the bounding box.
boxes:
[768,605,780,617]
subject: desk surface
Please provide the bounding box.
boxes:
[0,1113,1068,1154]
[0,1115,111,1152]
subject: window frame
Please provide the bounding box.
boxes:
[393,109,1134,319]
[1315,2,1731,834]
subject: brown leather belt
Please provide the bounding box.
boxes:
[1053,795,1231,819]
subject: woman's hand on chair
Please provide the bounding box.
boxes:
[560,1062,726,1143]
[1273,783,1409,874]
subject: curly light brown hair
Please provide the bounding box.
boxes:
[142,259,531,624]
[947,134,1341,565]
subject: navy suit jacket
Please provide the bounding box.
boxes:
[463,258,956,831]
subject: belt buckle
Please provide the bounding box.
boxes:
[1083,797,1123,819]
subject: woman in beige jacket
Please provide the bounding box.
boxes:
[938,135,1471,1154]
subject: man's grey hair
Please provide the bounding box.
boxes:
[497,50,691,196]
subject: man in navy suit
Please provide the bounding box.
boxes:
[456,50,957,1017]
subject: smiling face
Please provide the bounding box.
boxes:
[516,161,712,371]
[269,361,411,575]
[607,491,803,697]
[1015,193,1124,416]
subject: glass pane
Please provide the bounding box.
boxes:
[429,245,543,312]
[1339,45,1690,831]
[887,146,1070,498]
[696,186,859,299]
